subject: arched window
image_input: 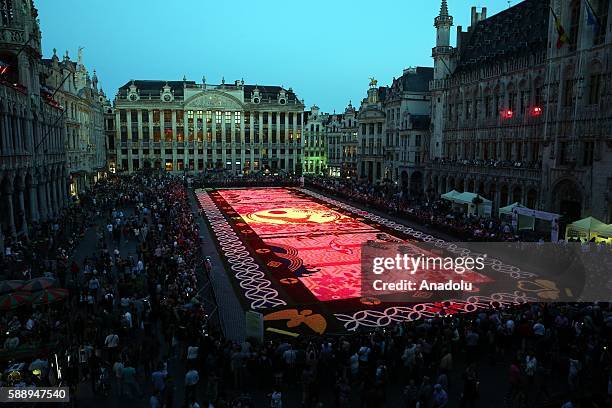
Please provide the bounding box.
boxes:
[0,0,13,25]
[588,61,603,105]
[594,0,609,45]
[569,0,581,51]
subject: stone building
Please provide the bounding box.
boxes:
[42,48,108,197]
[426,0,612,222]
[107,78,304,175]
[303,104,326,175]
[325,102,359,179]
[1,0,68,250]
[327,101,359,179]
[384,67,433,196]
[357,79,388,183]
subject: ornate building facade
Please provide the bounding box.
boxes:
[107,79,304,175]
[42,48,108,197]
[426,0,612,222]
[303,104,326,175]
[1,0,68,251]
[325,102,358,178]
[384,67,432,196]
[357,79,387,182]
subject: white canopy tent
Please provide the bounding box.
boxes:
[441,190,492,217]
[511,207,561,241]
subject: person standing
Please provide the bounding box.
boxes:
[184,368,199,402]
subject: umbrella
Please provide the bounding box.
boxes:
[32,288,69,305]
[0,280,25,294]
[0,292,32,310]
[21,277,58,292]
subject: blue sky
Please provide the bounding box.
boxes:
[37,0,510,112]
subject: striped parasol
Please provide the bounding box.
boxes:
[0,280,25,294]
[32,288,69,305]
[21,277,58,292]
[0,292,32,310]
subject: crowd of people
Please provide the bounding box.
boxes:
[306,177,526,241]
[193,172,300,189]
[431,157,542,170]
[1,173,611,408]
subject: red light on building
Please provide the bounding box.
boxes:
[501,109,513,119]
[531,106,543,116]
[0,64,8,76]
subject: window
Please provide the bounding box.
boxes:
[588,71,602,105]
[563,78,575,107]
[569,0,581,51]
[534,85,543,106]
[215,111,222,124]
[225,111,232,124]
[377,123,383,134]
[235,111,241,126]
[1,0,14,24]
[485,96,492,117]
[508,91,516,112]
[583,141,594,165]
[594,0,609,45]
[361,124,366,134]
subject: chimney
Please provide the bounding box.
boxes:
[457,25,463,51]
[471,7,477,27]
[482,7,487,20]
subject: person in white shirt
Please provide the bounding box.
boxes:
[123,311,132,329]
[187,345,199,367]
[270,389,282,408]
[533,321,546,337]
[105,333,119,349]
[184,369,199,401]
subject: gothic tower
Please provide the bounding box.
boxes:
[0,0,43,96]
[430,0,454,159]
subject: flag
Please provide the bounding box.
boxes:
[551,7,570,48]
[584,0,601,34]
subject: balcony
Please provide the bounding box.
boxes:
[427,160,541,181]
[431,45,453,57]
[429,79,448,92]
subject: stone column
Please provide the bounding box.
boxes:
[53,178,61,213]
[37,180,47,222]
[17,188,28,237]
[63,177,70,208]
[29,181,39,223]
[6,193,16,236]
[46,181,55,219]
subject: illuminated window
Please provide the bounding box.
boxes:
[165,161,173,171]
[206,110,212,124]
[235,111,241,126]
[225,111,232,124]
[215,111,222,124]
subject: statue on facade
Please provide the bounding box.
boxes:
[369,77,378,87]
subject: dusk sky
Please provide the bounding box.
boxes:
[38,0,510,112]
